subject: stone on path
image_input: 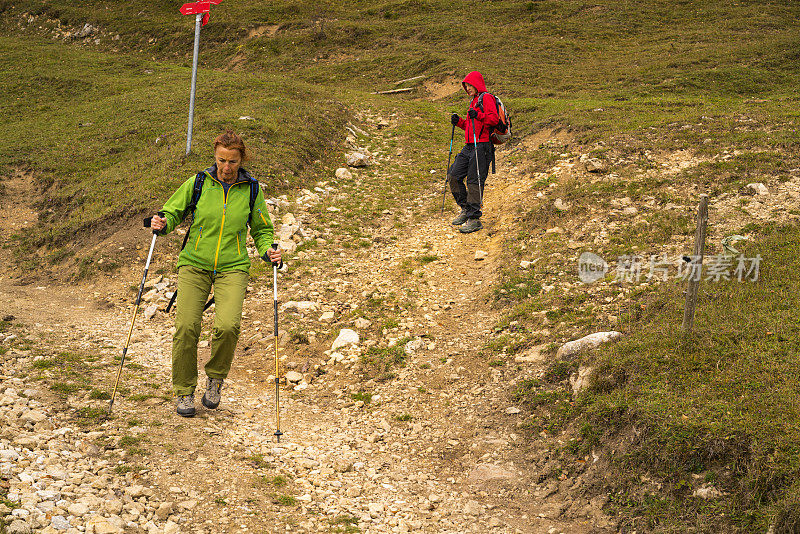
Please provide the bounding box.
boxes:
[335,167,353,180]
[85,515,124,534]
[466,463,517,485]
[583,157,606,173]
[693,485,723,499]
[286,371,304,384]
[331,329,359,351]
[346,151,371,167]
[556,331,622,358]
[155,502,173,520]
[474,250,488,261]
[7,520,31,534]
[404,338,425,355]
[281,301,319,314]
[553,198,571,211]
[746,182,769,196]
[569,365,594,397]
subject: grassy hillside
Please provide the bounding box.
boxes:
[0,35,348,271]
[2,0,800,266]
[506,222,800,532]
[3,0,800,531]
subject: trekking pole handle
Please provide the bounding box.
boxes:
[271,243,279,266]
[143,211,166,235]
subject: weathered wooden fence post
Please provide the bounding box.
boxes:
[682,194,709,334]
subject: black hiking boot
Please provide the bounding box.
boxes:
[176,394,196,417]
[451,210,469,226]
[459,218,483,233]
[201,377,223,409]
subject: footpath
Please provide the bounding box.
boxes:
[0,114,617,534]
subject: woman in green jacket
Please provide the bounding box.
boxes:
[151,131,282,417]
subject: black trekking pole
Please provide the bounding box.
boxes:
[271,243,283,442]
[441,123,456,215]
[471,117,483,207]
[109,213,163,413]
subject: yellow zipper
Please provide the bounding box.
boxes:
[236,231,241,255]
[213,193,227,273]
[210,176,248,273]
[194,226,203,250]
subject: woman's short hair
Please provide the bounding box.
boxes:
[213,130,247,161]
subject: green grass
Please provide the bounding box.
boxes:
[32,351,96,396]
[275,494,297,506]
[525,224,800,532]
[359,340,409,381]
[0,35,347,276]
[6,1,799,278]
[75,406,107,425]
[247,454,271,469]
[330,514,361,533]
[350,391,372,404]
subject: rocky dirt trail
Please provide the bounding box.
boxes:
[6,109,800,534]
[0,111,623,534]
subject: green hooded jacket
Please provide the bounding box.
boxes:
[160,167,275,273]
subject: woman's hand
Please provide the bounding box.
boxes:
[151,214,166,232]
[267,247,282,265]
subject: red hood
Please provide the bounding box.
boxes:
[462,71,487,94]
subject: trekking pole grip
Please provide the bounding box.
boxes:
[271,243,279,266]
[143,211,166,235]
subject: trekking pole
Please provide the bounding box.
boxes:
[441,123,456,215]
[471,117,483,207]
[109,213,163,413]
[271,243,283,442]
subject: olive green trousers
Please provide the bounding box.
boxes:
[172,266,249,396]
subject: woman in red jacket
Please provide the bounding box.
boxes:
[448,70,499,233]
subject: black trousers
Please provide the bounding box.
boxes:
[449,142,491,220]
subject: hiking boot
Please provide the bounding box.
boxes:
[451,210,469,226]
[201,377,223,409]
[176,394,196,417]
[459,218,483,233]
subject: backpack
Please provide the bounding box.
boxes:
[477,92,512,146]
[164,168,260,313]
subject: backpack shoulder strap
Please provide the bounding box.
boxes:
[248,179,260,226]
[476,92,488,112]
[185,171,206,221]
[173,172,206,258]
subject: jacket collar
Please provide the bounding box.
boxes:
[205,164,254,184]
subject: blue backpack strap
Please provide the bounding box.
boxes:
[185,171,206,223]
[244,169,260,226]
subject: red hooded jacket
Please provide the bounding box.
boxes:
[455,71,499,144]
